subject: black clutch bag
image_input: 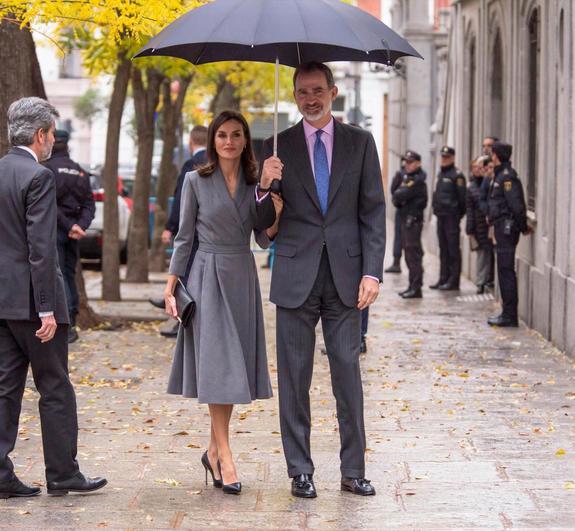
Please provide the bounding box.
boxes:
[174,278,195,328]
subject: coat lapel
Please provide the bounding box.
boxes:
[327,121,351,209]
[288,121,322,213]
[214,167,246,233]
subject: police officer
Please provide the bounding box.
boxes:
[385,156,406,274]
[43,130,95,343]
[430,146,466,290]
[392,150,428,299]
[486,141,531,327]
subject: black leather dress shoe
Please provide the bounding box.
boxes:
[438,282,459,291]
[401,288,422,299]
[47,472,107,496]
[360,337,367,354]
[149,297,166,309]
[428,281,443,289]
[67,326,79,344]
[291,474,317,498]
[397,288,410,297]
[160,321,179,338]
[487,315,518,327]
[0,477,41,499]
[384,263,401,274]
[341,477,376,496]
[476,285,485,294]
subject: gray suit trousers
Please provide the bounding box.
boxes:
[276,249,366,479]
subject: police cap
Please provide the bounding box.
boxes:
[440,145,455,157]
[491,141,512,163]
[403,150,421,162]
[54,129,70,143]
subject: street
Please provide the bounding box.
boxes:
[2,253,575,529]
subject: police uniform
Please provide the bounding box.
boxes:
[385,165,405,272]
[43,131,95,328]
[431,146,466,289]
[487,161,527,325]
[392,151,428,298]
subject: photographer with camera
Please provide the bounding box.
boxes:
[392,150,428,299]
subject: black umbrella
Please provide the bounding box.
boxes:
[135,0,422,153]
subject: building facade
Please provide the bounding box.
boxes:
[389,0,575,356]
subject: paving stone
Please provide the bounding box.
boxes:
[2,251,575,528]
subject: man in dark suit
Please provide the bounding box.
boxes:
[150,125,208,337]
[0,97,107,499]
[260,62,386,498]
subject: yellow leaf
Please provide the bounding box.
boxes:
[564,482,575,490]
[556,448,566,456]
[156,478,180,487]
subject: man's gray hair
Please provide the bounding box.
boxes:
[7,97,59,147]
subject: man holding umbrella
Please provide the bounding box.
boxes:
[260,62,385,498]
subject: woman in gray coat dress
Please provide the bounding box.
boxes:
[164,111,275,494]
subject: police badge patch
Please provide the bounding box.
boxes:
[504,181,513,192]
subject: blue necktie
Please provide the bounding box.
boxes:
[313,130,330,214]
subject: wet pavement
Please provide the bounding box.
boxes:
[2,252,575,529]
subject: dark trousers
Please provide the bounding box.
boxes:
[361,307,369,339]
[436,215,461,286]
[0,320,79,483]
[393,210,402,260]
[57,231,79,322]
[276,249,365,479]
[495,226,520,320]
[401,218,424,290]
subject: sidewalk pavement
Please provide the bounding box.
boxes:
[2,252,575,529]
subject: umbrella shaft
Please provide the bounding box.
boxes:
[273,57,279,157]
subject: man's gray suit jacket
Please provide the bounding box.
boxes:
[263,120,386,309]
[0,148,69,323]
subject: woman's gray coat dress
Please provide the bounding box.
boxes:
[167,168,274,404]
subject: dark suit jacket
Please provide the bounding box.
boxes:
[262,120,386,309]
[0,148,69,323]
[166,149,207,234]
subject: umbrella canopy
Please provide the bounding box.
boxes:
[134,0,422,67]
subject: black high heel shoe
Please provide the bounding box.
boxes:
[217,460,241,495]
[201,451,222,488]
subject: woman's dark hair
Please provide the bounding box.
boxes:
[197,110,258,184]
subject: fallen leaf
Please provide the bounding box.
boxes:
[156,478,181,487]
[556,448,566,456]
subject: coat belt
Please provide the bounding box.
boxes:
[197,243,250,254]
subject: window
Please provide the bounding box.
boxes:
[526,9,540,212]
[490,31,504,139]
[467,37,476,161]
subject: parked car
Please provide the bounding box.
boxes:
[79,170,131,262]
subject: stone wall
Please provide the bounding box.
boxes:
[389,0,575,356]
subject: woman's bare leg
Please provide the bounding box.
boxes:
[208,404,238,484]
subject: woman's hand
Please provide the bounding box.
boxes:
[165,275,179,318]
[266,194,284,240]
[271,193,284,217]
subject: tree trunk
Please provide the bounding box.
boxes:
[149,75,192,272]
[209,76,241,116]
[75,261,101,329]
[101,53,131,300]
[0,18,46,155]
[125,68,162,283]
